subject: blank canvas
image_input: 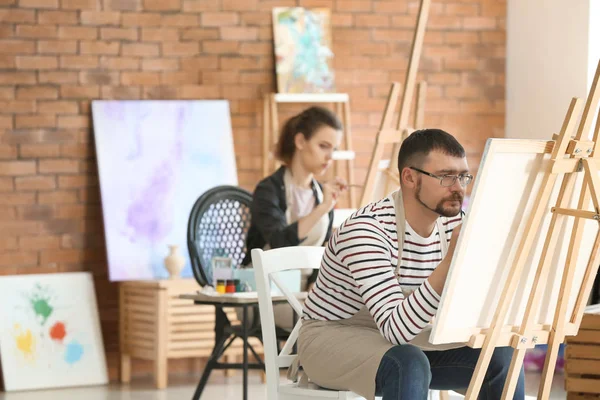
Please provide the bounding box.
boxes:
[430,139,597,345]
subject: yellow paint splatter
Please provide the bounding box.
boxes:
[13,324,36,360]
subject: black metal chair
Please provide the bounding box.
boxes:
[187,185,267,400]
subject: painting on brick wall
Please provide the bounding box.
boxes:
[272,7,335,93]
[92,100,237,281]
[0,272,108,391]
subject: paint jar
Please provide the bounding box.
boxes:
[225,280,236,293]
[234,279,241,292]
[216,280,226,294]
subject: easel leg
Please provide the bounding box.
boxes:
[500,349,526,399]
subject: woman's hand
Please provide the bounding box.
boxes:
[321,177,347,212]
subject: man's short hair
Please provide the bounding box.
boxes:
[397,129,466,181]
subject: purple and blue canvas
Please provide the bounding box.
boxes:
[92,101,237,281]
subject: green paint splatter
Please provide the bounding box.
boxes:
[29,284,53,325]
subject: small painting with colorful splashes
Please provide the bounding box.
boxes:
[0,272,107,391]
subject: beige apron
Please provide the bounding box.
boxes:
[297,191,465,400]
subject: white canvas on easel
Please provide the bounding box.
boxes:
[430,139,596,345]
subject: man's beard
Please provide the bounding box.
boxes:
[416,180,463,217]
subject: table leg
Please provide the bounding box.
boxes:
[242,304,249,400]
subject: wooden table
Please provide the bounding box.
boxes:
[180,291,306,400]
[119,279,259,389]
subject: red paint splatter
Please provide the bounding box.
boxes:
[49,322,66,342]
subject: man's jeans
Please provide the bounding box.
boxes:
[375,345,525,400]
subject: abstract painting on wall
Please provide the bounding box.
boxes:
[272,7,335,93]
[92,100,237,281]
[0,272,107,391]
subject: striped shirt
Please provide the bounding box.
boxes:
[302,193,463,345]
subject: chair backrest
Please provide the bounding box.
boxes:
[187,185,252,287]
[252,246,325,400]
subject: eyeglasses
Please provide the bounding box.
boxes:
[409,166,473,188]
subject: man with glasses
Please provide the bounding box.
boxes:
[297,129,524,400]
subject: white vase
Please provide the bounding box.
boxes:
[164,245,185,279]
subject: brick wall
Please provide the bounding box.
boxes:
[0,0,505,379]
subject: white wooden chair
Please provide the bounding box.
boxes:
[252,246,453,400]
[252,246,366,400]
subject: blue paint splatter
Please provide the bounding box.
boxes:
[64,340,84,364]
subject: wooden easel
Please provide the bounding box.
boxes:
[465,59,600,400]
[359,0,431,207]
[262,92,357,208]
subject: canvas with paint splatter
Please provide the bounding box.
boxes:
[91,100,237,281]
[0,272,107,391]
[272,7,335,93]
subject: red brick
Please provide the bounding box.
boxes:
[0,161,36,176]
[0,100,36,113]
[38,101,78,115]
[373,1,407,13]
[239,42,270,56]
[257,26,272,41]
[143,0,179,10]
[104,0,139,10]
[481,31,505,44]
[335,0,371,11]
[60,0,99,9]
[60,143,91,158]
[241,12,272,26]
[16,24,57,38]
[61,85,100,99]
[445,58,479,71]
[182,0,218,11]
[141,28,179,42]
[79,70,119,85]
[179,85,221,99]
[427,15,462,30]
[0,252,38,267]
[0,144,17,159]
[60,55,99,69]
[15,175,56,190]
[0,87,15,100]
[38,10,78,23]
[39,71,79,83]
[219,56,257,70]
[161,41,199,56]
[19,144,61,158]
[446,3,479,16]
[334,28,370,42]
[239,71,269,84]
[203,40,239,54]
[371,29,413,42]
[58,26,98,39]
[481,3,505,17]
[0,9,35,23]
[200,12,239,27]
[181,28,219,41]
[101,85,140,99]
[122,43,159,56]
[220,26,258,41]
[16,55,58,69]
[355,14,389,27]
[100,27,138,40]
[101,56,140,70]
[0,193,36,205]
[57,174,91,188]
[39,159,79,173]
[351,42,389,56]
[20,236,60,250]
[80,41,120,55]
[328,14,351,27]
[0,40,36,54]
[40,249,88,265]
[121,12,161,26]
[142,85,179,99]
[445,32,479,44]
[57,115,88,129]
[80,11,121,25]
[17,86,58,100]
[222,85,257,99]
[221,0,257,10]
[20,0,59,7]
[0,236,18,250]
[463,17,496,30]
[162,14,197,27]
[142,58,179,71]
[0,26,12,39]
[0,56,15,69]
[160,71,198,84]
[120,72,159,85]
[38,40,78,54]
[16,115,56,128]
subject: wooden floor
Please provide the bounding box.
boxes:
[0,371,567,399]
